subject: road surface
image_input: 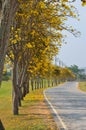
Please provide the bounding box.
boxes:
[44,82,86,130]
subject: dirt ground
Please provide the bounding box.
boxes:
[27,99,59,130]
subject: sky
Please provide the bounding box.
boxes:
[58,0,86,68]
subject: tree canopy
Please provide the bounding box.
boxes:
[0,0,80,115]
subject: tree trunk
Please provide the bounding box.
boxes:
[35,79,37,89]
[12,88,18,115]
[48,79,50,87]
[52,80,54,87]
[0,0,19,85]
[37,79,39,89]
[12,56,19,115]
[26,79,29,94]
[41,79,44,88]
[17,86,22,107]
[31,79,34,91]
[22,82,27,98]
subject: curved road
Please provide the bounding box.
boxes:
[44,82,86,130]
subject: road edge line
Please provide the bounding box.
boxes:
[43,90,68,130]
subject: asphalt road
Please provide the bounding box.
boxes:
[44,82,86,130]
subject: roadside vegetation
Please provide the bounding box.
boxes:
[0,80,59,130]
[0,67,75,129]
[68,65,86,81]
[79,82,86,92]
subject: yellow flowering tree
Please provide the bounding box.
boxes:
[81,0,86,6]
[6,0,79,115]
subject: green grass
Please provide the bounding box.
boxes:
[79,81,86,92]
[0,81,12,97]
[0,80,58,130]
[0,81,12,110]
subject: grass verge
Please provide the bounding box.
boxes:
[78,81,86,92]
[0,81,59,130]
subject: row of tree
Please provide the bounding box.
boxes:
[0,0,80,115]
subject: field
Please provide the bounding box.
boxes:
[0,80,58,130]
[79,81,86,92]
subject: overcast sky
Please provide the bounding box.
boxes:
[58,1,86,68]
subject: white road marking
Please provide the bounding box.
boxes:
[43,90,68,130]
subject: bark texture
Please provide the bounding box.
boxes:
[0,0,19,85]
[12,56,19,115]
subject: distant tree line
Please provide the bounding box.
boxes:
[68,65,86,81]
